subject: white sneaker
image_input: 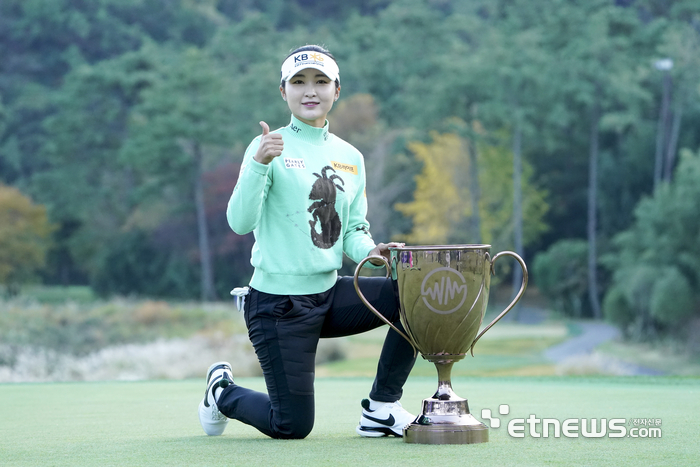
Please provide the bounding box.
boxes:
[198,361,233,436]
[356,398,416,437]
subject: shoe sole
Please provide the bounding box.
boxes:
[356,425,403,438]
[199,400,228,436]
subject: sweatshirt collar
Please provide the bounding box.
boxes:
[287,115,331,145]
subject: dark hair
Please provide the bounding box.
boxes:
[281,44,340,89]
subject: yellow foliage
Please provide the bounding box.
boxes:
[395,132,466,244]
[396,129,549,249]
[0,184,54,287]
[477,132,549,248]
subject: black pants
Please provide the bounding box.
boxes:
[216,276,416,439]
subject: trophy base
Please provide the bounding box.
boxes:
[404,417,489,444]
[403,397,489,444]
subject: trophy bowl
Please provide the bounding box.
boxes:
[354,244,527,444]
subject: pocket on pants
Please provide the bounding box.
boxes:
[244,289,294,324]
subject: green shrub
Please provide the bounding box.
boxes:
[603,285,635,330]
[533,239,589,317]
[650,267,696,326]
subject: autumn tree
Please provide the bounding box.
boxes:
[0,184,53,295]
[396,130,548,251]
[395,133,465,245]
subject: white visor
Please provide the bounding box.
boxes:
[281,51,340,84]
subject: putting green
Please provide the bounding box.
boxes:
[0,377,697,466]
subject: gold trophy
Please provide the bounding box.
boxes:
[354,245,527,444]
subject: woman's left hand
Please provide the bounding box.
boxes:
[368,242,405,266]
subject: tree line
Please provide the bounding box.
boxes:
[1,0,699,347]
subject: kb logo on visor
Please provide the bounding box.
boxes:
[294,53,325,63]
[420,267,468,315]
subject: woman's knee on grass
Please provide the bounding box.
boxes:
[271,417,314,439]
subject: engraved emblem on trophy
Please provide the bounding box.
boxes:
[354,244,528,444]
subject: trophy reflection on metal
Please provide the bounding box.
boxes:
[354,245,527,444]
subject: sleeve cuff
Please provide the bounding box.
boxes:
[248,158,270,175]
[361,246,384,269]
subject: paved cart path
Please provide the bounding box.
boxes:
[543,321,620,362]
[509,306,663,375]
[543,321,664,375]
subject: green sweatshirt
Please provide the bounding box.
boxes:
[227,115,377,295]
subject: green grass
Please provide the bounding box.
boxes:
[318,322,569,378]
[1,376,697,467]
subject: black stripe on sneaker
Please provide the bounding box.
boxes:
[362,413,396,427]
[207,364,231,383]
[203,373,232,408]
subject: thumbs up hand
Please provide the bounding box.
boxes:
[253,121,284,165]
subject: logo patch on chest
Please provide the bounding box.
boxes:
[308,166,345,249]
[331,161,358,175]
[284,158,306,169]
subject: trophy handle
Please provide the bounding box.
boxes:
[470,251,528,356]
[354,255,418,357]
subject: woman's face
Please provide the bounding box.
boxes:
[280,68,340,128]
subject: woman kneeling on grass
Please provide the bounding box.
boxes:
[197,44,417,440]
